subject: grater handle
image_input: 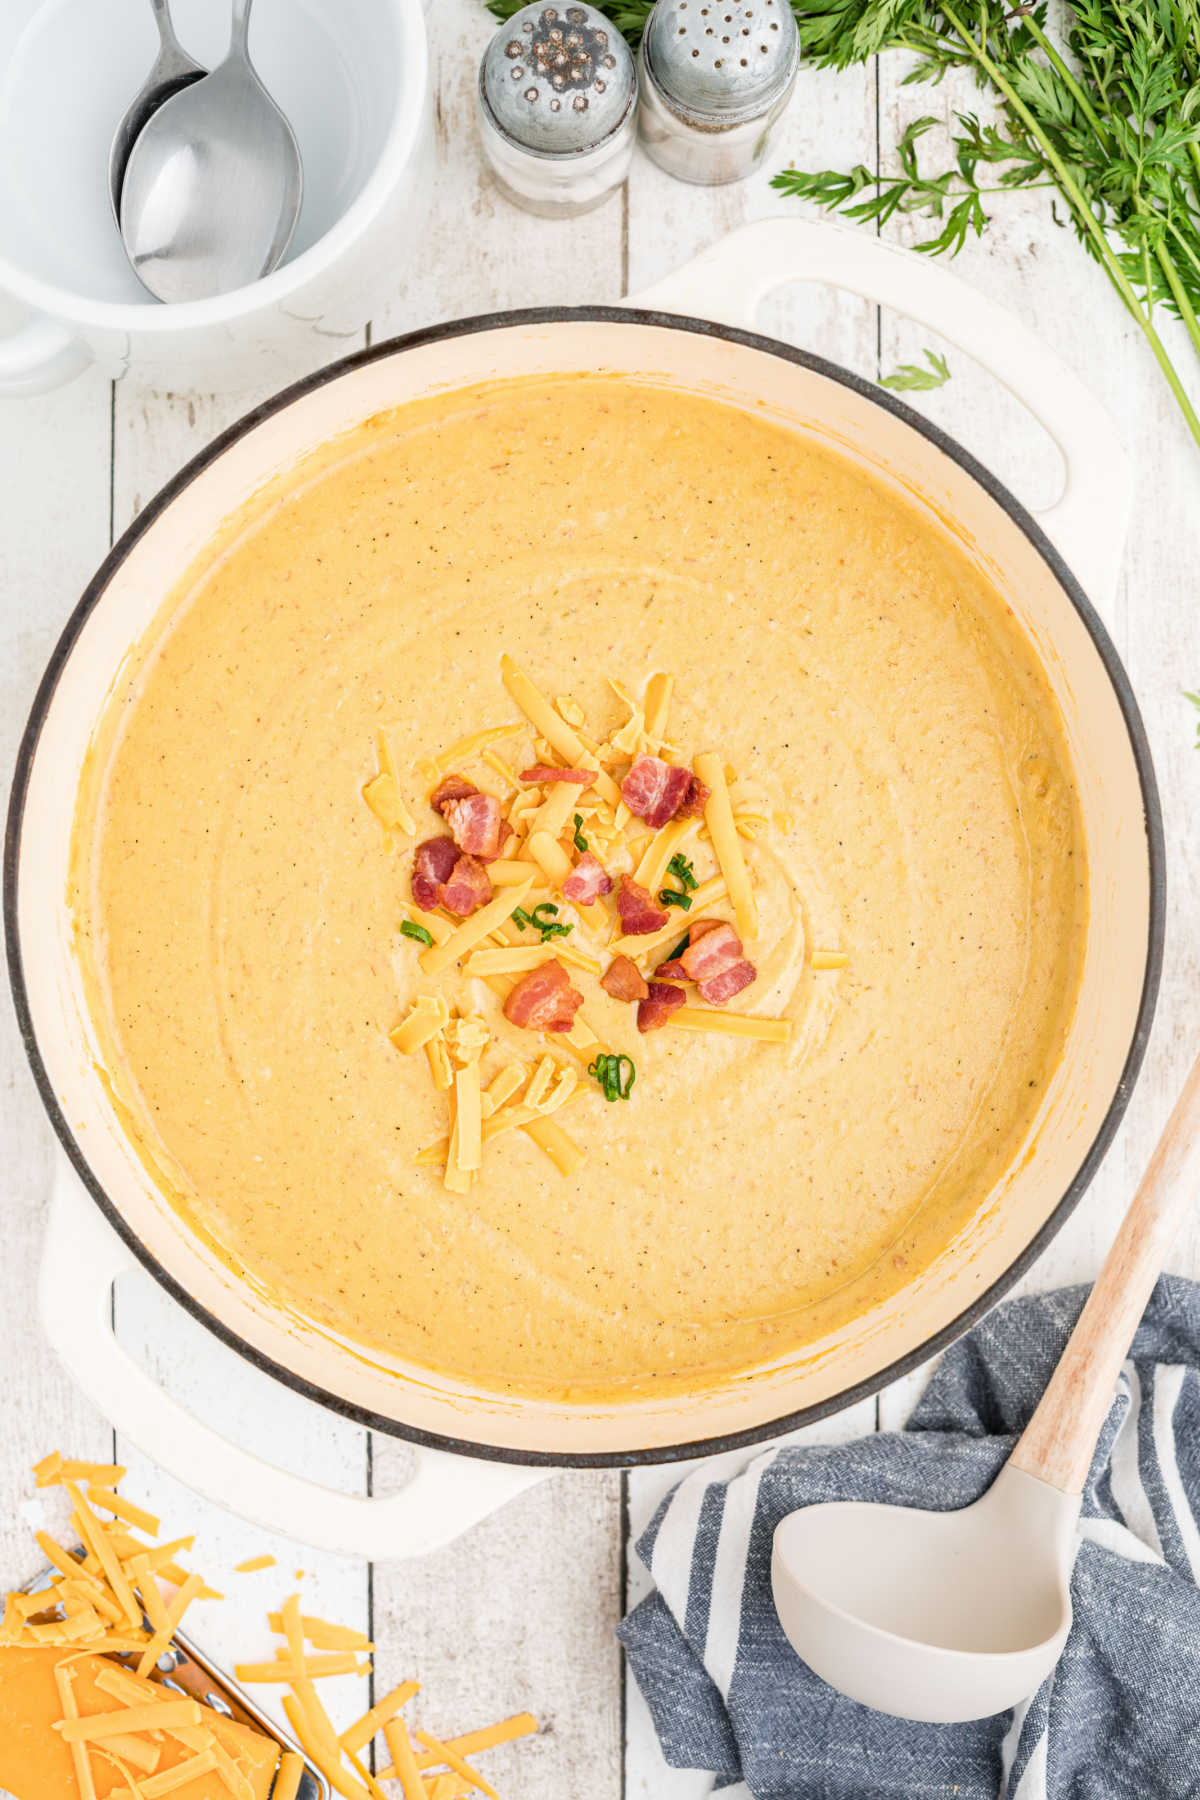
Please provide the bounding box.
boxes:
[628,217,1131,617]
[40,1160,548,1559]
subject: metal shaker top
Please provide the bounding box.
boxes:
[480,4,637,156]
[643,0,800,123]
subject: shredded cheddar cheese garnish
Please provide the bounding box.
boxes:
[694,751,757,943]
[363,730,416,838]
[670,1008,792,1042]
[368,662,814,1191]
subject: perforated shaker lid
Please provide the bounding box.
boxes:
[643,0,800,122]
[480,4,637,155]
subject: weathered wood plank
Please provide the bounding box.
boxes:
[370,0,626,339]
[0,366,116,1583]
[369,1446,624,1792]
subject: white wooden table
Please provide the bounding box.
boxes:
[3,4,1200,1793]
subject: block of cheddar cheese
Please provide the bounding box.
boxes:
[0,1647,280,1800]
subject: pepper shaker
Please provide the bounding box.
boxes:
[638,0,801,185]
[477,4,638,218]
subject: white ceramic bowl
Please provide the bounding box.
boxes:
[0,0,433,394]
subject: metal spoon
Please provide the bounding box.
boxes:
[109,0,207,220]
[772,1047,1200,1723]
[118,0,303,304]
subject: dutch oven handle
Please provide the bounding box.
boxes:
[40,1160,548,1559]
[629,218,1132,616]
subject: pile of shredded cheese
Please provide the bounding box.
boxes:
[2,1453,223,1665]
[235,1602,536,1800]
[367,659,847,1193]
[1,1454,537,1800]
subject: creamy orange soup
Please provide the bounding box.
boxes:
[71,376,1087,1400]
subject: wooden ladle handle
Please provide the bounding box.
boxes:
[1011,1050,1200,1495]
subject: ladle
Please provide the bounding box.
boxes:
[773,1049,1200,1722]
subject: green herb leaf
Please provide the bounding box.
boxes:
[771,0,1200,454]
[573,813,589,852]
[587,1053,638,1102]
[400,920,434,949]
[530,902,560,927]
[658,888,693,912]
[1187,691,1200,746]
[879,349,952,392]
[669,933,691,960]
[511,908,531,931]
[666,852,699,892]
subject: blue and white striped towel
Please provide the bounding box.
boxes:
[619,1278,1200,1797]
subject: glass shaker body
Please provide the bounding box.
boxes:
[477,86,637,217]
[477,3,638,219]
[637,0,800,186]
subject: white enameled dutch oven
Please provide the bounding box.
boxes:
[0,0,432,394]
[5,220,1163,1557]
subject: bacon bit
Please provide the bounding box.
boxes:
[440,854,494,918]
[563,851,613,905]
[431,774,479,814]
[680,921,742,976]
[680,920,756,1005]
[519,765,596,785]
[698,960,757,1004]
[616,874,670,936]
[686,918,724,946]
[479,819,515,865]
[412,836,459,910]
[443,792,504,860]
[620,754,694,829]
[676,774,711,819]
[601,954,649,1003]
[653,958,689,983]
[637,981,687,1033]
[504,960,585,1034]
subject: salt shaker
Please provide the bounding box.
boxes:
[638,0,801,185]
[477,4,638,217]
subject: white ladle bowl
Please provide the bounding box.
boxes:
[773,1466,1076,1722]
[773,1050,1200,1723]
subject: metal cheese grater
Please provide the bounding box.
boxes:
[477,3,638,216]
[20,1563,329,1799]
[639,0,801,184]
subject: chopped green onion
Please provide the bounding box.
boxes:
[587,1053,637,1103]
[658,888,693,912]
[573,813,589,852]
[668,933,691,959]
[515,899,574,944]
[666,852,698,892]
[530,901,572,942]
[400,920,434,948]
